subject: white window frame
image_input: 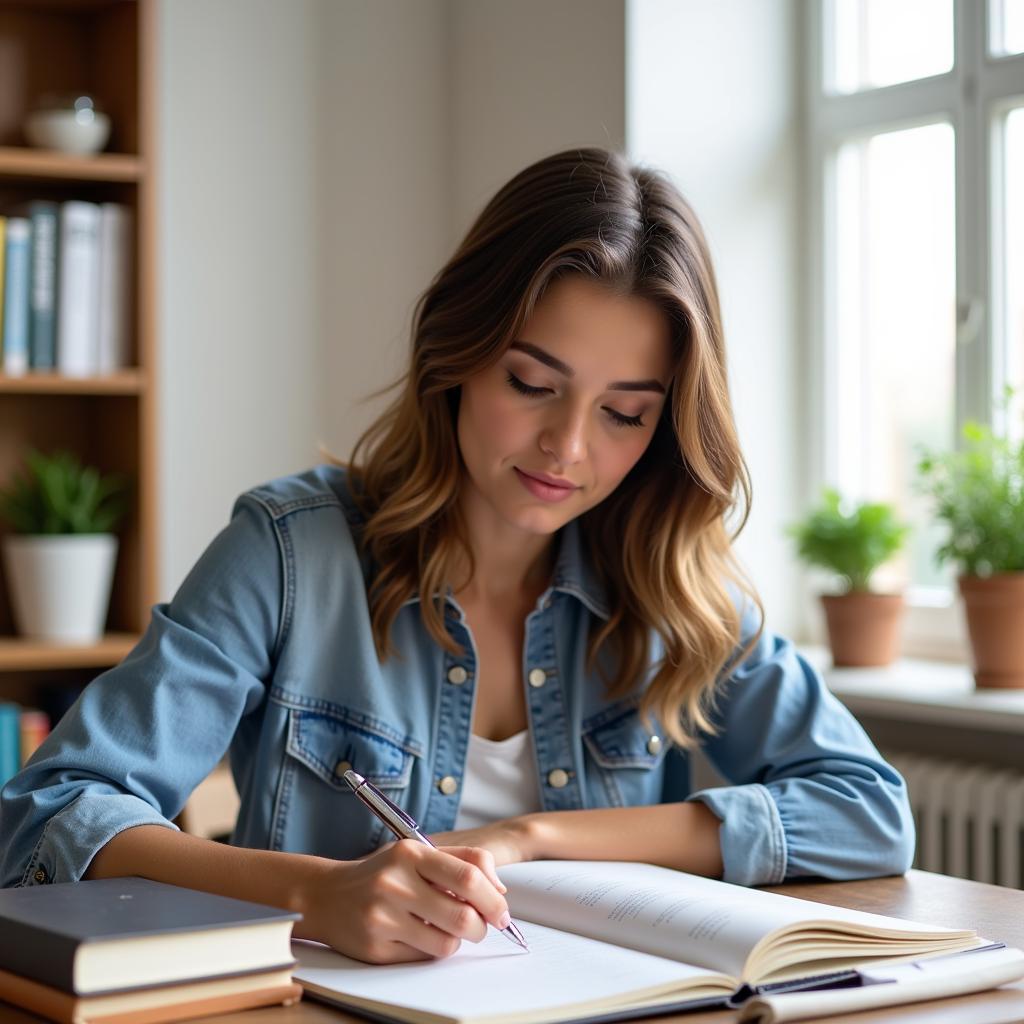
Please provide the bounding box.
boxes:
[804,0,1024,659]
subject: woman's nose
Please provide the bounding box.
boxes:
[539,405,588,466]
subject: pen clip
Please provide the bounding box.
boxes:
[371,786,421,832]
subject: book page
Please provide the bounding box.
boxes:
[292,922,733,1024]
[498,862,970,981]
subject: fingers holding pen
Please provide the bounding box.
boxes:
[415,844,512,932]
[313,840,511,964]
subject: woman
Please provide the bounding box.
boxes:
[0,148,914,965]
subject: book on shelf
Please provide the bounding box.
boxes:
[26,200,58,371]
[0,215,5,359]
[292,859,1024,1024]
[57,200,102,377]
[0,877,303,1024]
[2,216,31,375]
[0,702,52,785]
[0,703,18,787]
[96,202,133,374]
[0,199,133,378]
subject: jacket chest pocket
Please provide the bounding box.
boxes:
[271,701,423,856]
[287,706,420,790]
[582,700,669,808]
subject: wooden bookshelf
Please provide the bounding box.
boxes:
[0,146,144,182]
[0,1,158,706]
[0,370,146,395]
[0,633,138,671]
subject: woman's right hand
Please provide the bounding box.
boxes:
[301,840,513,964]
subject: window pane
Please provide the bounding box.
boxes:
[829,0,954,94]
[1006,109,1024,413]
[833,123,956,590]
[991,0,1024,55]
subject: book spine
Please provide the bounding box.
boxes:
[27,201,59,371]
[0,967,75,1024]
[0,703,19,787]
[57,201,102,377]
[96,203,133,373]
[19,708,51,767]
[0,215,6,362]
[2,218,31,376]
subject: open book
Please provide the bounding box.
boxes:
[292,860,1022,1024]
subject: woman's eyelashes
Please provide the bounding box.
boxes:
[504,371,645,429]
[505,371,551,398]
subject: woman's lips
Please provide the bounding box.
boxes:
[514,467,580,503]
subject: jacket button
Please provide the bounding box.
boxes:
[447,665,469,685]
[438,775,459,795]
[528,668,547,688]
[547,768,570,789]
[647,735,662,755]
[335,760,352,778]
[33,868,47,884]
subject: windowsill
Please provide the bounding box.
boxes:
[798,645,1024,733]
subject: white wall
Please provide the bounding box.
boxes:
[158,0,322,594]
[627,0,803,636]
[447,0,626,241]
[315,0,450,469]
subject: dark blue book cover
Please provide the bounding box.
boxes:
[0,876,300,995]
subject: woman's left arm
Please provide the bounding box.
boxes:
[431,800,723,876]
[683,614,916,886]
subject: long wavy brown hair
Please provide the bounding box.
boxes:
[344,147,762,747]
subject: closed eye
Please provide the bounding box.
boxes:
[506,371,552,397]
[604,408,644,428]
[507,372,645,428]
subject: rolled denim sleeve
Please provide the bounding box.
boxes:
[0,494,281,888]
[687,606,915,886]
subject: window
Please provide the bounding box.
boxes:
[806,1,1024,656]
[991,0,1024,55]
[829,0,954,94]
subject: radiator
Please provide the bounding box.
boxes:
[887,751,1024,889]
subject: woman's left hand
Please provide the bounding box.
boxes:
[430,815,538,867]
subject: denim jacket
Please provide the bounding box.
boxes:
[0,466,914,889]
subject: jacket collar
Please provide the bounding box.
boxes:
[399,518,611,622]
[550,518,610,620]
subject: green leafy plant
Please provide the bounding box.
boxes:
[789,487,909,593]
[917,416,1024,576]
[0,449,130,535]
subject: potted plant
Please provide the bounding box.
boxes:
[789,488,909,667]
[0,450,129,644]
[918,416,1024,688]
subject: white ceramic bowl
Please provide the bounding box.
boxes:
[24,109,111,155]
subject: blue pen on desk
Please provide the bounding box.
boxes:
[343,769,530,952]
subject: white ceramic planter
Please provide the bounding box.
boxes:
[1,534,118,644]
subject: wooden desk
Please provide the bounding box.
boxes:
[5,870,1024,1024]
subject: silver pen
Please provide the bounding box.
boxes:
[343,769,529,951]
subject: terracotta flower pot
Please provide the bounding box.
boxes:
[958,574,1024,688]
[820,592,904,668]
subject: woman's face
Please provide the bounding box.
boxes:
[457,275,673,540]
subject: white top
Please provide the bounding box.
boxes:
[454,729,542,829]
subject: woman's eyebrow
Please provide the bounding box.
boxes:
[510,340,666,394]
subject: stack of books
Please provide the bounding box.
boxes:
[0,877,303,1023]
[0,201,132,377]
